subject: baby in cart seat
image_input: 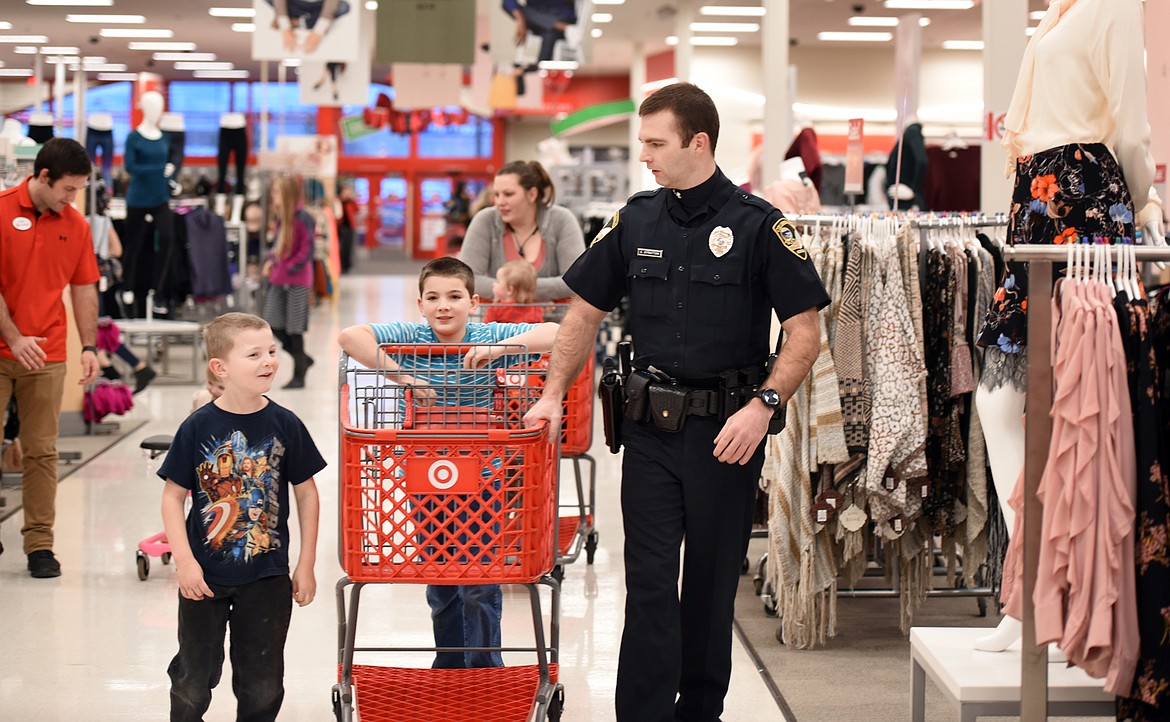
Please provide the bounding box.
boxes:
[339,257,558,669]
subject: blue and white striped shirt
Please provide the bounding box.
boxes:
[369,321,540,409]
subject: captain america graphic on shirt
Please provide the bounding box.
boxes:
[195,432,285,564]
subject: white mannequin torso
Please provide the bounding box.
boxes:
[160,112,185,133]
[220,113,246,130]
[88,113,113,132]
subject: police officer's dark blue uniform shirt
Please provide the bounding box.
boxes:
[563,168,829,380]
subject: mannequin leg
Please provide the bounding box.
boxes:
[122,207,157,319]
[232,130,247,195]
[216,130,231,194]
[972,378,1065,662]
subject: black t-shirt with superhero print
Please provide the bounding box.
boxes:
[158,398,327,586]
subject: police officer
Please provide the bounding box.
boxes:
[525,83,829,722]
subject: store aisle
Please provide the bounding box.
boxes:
[0,273,785,722]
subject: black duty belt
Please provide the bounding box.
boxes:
[684,388,722,417]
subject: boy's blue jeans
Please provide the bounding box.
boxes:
[426,583,504,668]
[168,575,293,722]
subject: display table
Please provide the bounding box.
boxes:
[909,627,1115,721]
[116,319,203,384]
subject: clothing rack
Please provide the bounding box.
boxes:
[1000,242,1170,722]
[779,211,1000,611]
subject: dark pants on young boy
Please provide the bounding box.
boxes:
[169,575,293,722]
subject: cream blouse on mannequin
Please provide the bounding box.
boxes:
[1009,0,1155,210]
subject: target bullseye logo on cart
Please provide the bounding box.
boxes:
[405,457,480,494]
[427,460,458,490]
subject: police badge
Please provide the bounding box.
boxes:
[708,226,734,257]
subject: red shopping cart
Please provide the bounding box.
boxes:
[479,302,599,581]
[333,344,564,722]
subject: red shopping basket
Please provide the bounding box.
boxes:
[496,354,594,457]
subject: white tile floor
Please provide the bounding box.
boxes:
[0,273,786,722]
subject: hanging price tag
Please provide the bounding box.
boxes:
[883,474,899,492]
[839,504,868,532]
[821,488,845,510]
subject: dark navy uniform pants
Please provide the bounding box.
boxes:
[616,415,762,722]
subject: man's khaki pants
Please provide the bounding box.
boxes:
[0,358,67,554]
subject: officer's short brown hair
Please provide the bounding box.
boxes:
[638,82,719,153]
[419,257,475,296]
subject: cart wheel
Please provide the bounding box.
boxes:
[547,686,565,721]
[761,581,778,617]
[136,551,150,581]
[753,577,763,596]
[977,595,988,618]
[332,684,342,721]
[551,565,565,585]
[161,552,172,565]
[585,531,599,565]
[741,556,750,575]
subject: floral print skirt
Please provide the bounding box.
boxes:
[975,143,1135,353]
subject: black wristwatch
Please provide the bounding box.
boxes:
[755,387,782,414]
[82,345,98,354]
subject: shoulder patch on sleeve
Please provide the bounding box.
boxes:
[590,209,620,247]
[772,217,808,260]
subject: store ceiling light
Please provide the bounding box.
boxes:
[14,46,38,54]
[66,14,145,23]
[208,7,256,17]
[40,46,81,54]
[0,69,34,76]
[818,31,894,42]
[97,72,137,81]
[591,27,602,38]
[1026,26,1037,36]
[0,36,49,43]
[942,39,983,50]
[100,28,174,38]
[46,56,81,63]
[231,23,256,32]
[690,36,738,46]
[1029,10,1045,21]
[689,22,759,32]
[153,52,216,61]
[0,23,12,31]
[884,0,973,9]
[174,61,235,70]
[848,16,931,27]
[665,35,679,46]
[80,56,107,63]
[73,63,126,71]
[128,42,197,51]
[591,13,612,23]
[699,6,765,16]
[28,0,112,5]
[193,70,249,78]
[365,1,377,8]
[592,0,624,4]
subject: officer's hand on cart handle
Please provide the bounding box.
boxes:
[9,335,47,370]
[713,401,774,465]
[177,564,215,601]
[523,395,563,431]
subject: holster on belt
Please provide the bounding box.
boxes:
[598,357,624,454]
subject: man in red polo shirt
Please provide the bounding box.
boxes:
[0,137,101,577]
